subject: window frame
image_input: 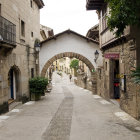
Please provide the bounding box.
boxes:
[31,31,33,37]
[0,4,1,15]
[31,68,34,78]
[30,0,33,8]
[101,5,108,32]
[21,20,25,37]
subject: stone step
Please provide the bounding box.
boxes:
[9,101,22,111]
[110,99,120,107]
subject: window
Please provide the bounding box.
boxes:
[102,5,107,31]
[30,0,32,8]
[31,32,33,37]
[105,62,107,71]
[98,68,102,79]
[0,4,1,15]
[31,68,34,78]
[21,20,25,37]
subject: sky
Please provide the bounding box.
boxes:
[40,0,98,36]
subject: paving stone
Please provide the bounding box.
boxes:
[42,87,73,140]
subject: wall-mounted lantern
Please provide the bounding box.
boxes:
[94,50,99,63]
[34,39,41,52]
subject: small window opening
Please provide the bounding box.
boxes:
[30,0,32,8]
[31,32,33,37]
[31,68,34,78]
[21,20,25,37]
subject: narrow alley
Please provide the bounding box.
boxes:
[0,72,140,140]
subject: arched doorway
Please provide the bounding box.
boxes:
[41,52,95,76]
[41,52,97,93]
[8,65,21,101]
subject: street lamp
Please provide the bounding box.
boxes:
[35,42,40,52]
[94,50,99,63]
[34,42,40,76]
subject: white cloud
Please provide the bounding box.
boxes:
[40,0,98,36]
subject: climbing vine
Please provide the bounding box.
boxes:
[106,0,140,37]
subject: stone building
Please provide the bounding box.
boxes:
[40,25,54,41]
[0,0,44,113]
[86,0,140,119]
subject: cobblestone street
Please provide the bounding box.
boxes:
[0,72,140,140]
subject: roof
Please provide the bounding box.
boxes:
[86,0,105,10]
[40,29,99,45]
[86,24,99,41]
[34,0,44,9]
[86,24,99,37]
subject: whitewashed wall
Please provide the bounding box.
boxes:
[39,33,103,72]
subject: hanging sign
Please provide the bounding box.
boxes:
[104,53,119,59]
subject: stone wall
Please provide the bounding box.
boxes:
[75,73,96,94]
[0,0,41,105]
[97,39,140,119]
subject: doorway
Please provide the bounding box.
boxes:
[8,66,21,102]
[113,60,120,99]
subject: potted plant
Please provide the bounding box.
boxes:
[40,77,48,96]
[21,94,29,104]
[29,77,48,101]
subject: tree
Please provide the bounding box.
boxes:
[70,59,79,69]
[106,0,140,37]
[70,59,79,76]
[131,67,140,84]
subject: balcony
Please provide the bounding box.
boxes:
[0,15,16,49]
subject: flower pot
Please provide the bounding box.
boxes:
[41,92,45,96]
[31,93,41,101]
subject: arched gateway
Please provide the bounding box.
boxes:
[41,52,95,77]
[39,30,103,93]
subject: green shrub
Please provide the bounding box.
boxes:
[57,71,62,76]
[29,77,48,95]
[70,59,79,69]
[131,67,140,84]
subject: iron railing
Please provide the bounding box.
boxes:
[0,15,16,46]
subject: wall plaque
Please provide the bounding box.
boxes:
[104,53,119,59]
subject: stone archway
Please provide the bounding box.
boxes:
[41,52,97,93]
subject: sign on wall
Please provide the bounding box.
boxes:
[104,53,119,59]
[120,74,126,92]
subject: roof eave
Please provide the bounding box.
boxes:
[86,0,104,10]
[40,30,99,45]
[34,0,45,9]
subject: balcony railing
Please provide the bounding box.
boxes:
[0,15,16,46]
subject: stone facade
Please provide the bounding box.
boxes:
[86,0,140,120]
[97,40,139,118]
[0,0,44,112]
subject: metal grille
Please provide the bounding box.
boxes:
[0,15,16,45]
